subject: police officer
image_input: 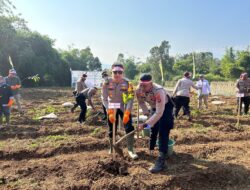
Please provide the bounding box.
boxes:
[71,73,88,113]
[102,63,138,159]
[136,73,174,173]
[0,76,14,128]
[75,73,88,93]
[5,69,23,114]
[173,71,199,121]
[235,72,250,115]
[101,71,109,120]
[75,87,97,124]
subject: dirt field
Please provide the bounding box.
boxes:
[0,88,249,190]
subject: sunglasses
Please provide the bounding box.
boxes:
[113,71,123,75]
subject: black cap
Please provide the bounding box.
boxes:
[82,73,87,77]
[184,71,191,78]
[140,73,152,82]
[102,71,108,76]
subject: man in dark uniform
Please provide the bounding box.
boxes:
[136,73,174,173]
[0,76,14,128]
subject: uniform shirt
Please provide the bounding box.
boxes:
[0,84,13,106]
[236,78,250,96]
[79,87,96,100]
[173,77,198,97]
[102,77,134,112]
[196,79,211,95]
[75,79,88,93]
[136,83,170,127]
[5,76,21,95]
[101,76,108,101]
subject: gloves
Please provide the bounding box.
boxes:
[143,123,151,129]
[7,99,14,107]
[107,109,115,123]
[123,110,130,124]
[11,85,21,90]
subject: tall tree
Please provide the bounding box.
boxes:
[123,57,138,80]
[148,40,174,83]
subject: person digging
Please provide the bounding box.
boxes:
[0,76,14,128]
[71,73,88,113]
[102,63,138,159]
[136,73,175,173]
[74,87,97,124]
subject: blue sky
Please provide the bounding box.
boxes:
[14,0,250,64]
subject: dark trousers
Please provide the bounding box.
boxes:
[108,109,134,138]
[76,95,87,123]
[150,104,174,154]
[102,104,107,119]
[174,96,190,117]
[237,96,250,114]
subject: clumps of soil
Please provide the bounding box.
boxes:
[80,158,129,181]
[85,111,105,126]
[218,123,244,132]
[196,146,221,159]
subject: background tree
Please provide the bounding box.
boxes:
[123,57,138,80]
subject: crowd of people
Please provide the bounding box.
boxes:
[70,62,250,173]
[0,63,249,173]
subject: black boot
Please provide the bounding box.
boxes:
[149,152,166,173]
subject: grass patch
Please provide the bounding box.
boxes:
[191,123,213,134]
[28,134,70,149]
[0,141,6,149]
[31,105,57,120]
[191,109,201,117]
[192,123,204,128]
[91,127,101,136]
[45,135,67,141]
[29,142,39,149]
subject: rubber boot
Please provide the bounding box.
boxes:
[108,138,113,154]
[5,115,10,127]
[149,152,166,173]
[127,135,138,160]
